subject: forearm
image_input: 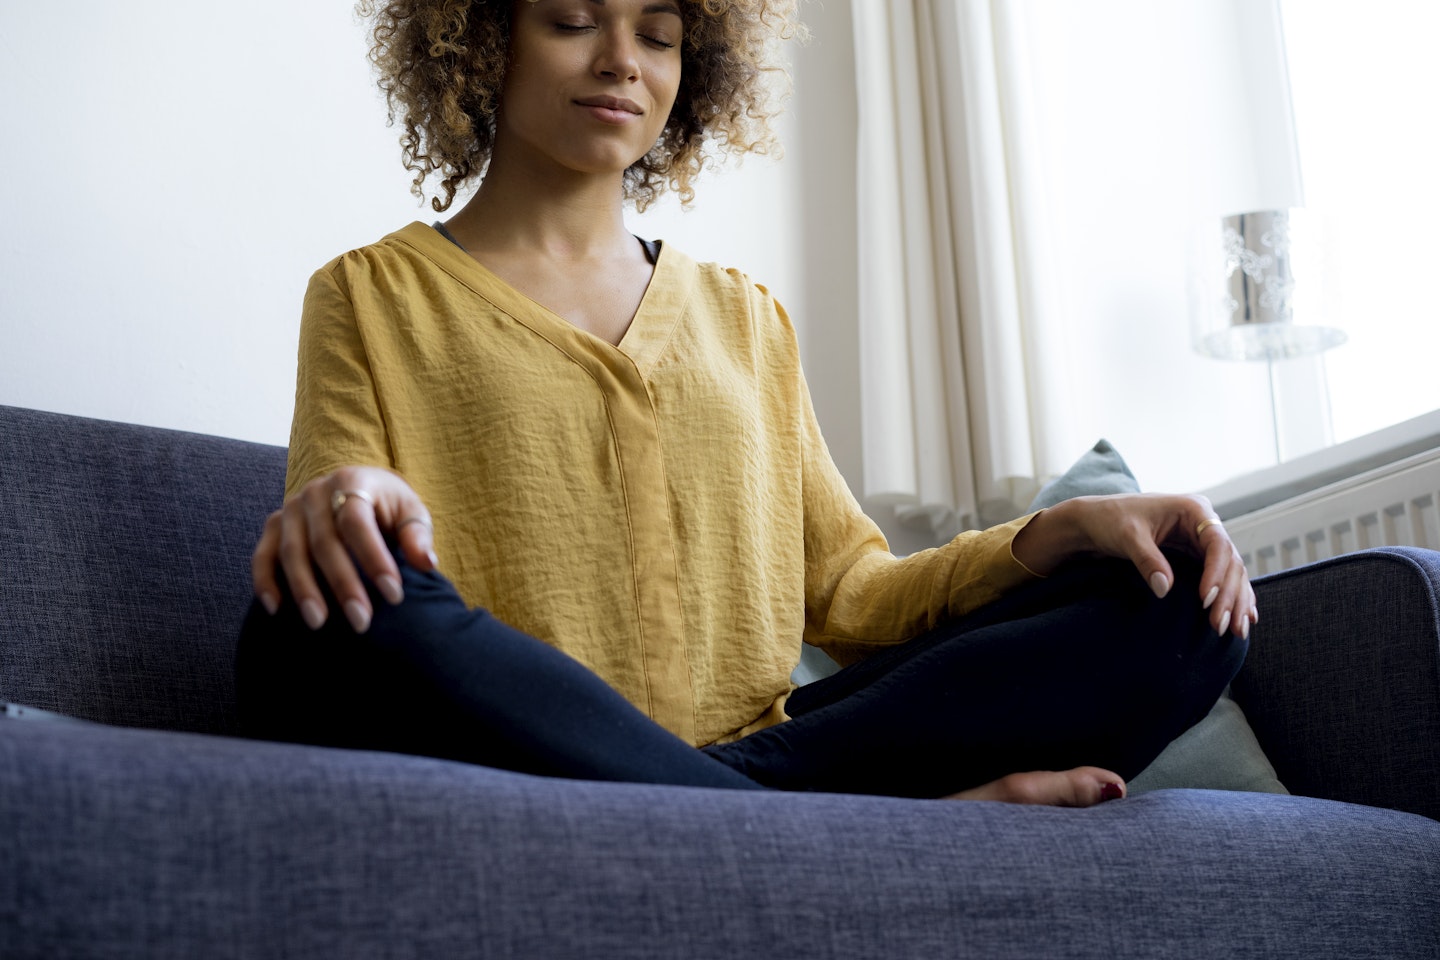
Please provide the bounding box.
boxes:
[810,516,1038,663]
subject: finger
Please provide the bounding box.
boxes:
[1193,517,1235,623]
[1205,543,1249,638]
[277,502,331,631]
[333,492,406,606]
[1163,495,1218,553]
[299,486,374,633]
[1119,522,1175,599]
[395,514,438,572]
[1227,568,1257,640]
[250,511,284,615]
[1215,559,1242,637]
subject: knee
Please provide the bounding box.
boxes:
[363,546,475,648]
[1085,551,1247,705]
[1165,551,1247,664]
[1150,586,1249,722]
[234,558,459,746]
[238,545,467,670]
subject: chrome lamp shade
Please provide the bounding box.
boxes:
[1193,210,1345,361]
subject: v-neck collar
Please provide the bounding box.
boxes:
[392,221,692,377]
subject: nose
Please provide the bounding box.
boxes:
[594,28,641,82]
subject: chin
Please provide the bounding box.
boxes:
[564,150,653,178]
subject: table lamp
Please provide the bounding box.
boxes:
[1192,209,1345,460]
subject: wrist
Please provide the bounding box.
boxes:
[1011,498,1094,577]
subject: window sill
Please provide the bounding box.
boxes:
[1205,408,1440,519]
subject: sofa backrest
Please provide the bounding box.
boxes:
[0,405,285,735]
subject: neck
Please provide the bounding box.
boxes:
[446,147,636,262]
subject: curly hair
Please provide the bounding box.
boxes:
[355,0,804,212]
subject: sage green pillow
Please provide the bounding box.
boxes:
[1029,438,1139,503]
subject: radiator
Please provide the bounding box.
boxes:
[1223,447,1440,576]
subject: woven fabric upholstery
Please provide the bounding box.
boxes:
[1239,546,1440,821]
[4,718,1438,960]
[0,405,284,734]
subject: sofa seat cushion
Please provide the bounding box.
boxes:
[3,718,1436,959]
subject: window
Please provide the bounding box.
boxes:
[1012,0,1439,495]
[1280,0,1440,445]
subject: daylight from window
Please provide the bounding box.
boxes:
[1281,0,1440,444]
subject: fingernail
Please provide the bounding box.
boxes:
[1149,572,1170,599]
[1218,610,1232,637]
[426,550,439,569]
[344,599,371,634]
[260,592,279,616]
[377,574,404,606]
[300,599,327,631]
[1242,616,1251,641]
[1202,586,1219,610]
[1100,782,1124,802]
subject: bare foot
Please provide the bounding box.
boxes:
[945,767,1126,807]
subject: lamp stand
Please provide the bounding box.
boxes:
[1266,357,1284,464]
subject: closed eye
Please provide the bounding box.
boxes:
[552,19,676,50]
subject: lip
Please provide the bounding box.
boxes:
[574,95,644,120]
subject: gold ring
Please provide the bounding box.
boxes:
[1195,517,1223,538]
[331,489,374,518]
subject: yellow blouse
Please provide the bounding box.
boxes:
[287,222,1038,746]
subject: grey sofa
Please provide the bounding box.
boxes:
[2,402,1438,959]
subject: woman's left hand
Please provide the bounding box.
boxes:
[1012,493,1257,639]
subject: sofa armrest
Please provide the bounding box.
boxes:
[1235,546,1440,820]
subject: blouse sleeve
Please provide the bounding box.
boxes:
[795,364,1040,666]
[284,260,394,499]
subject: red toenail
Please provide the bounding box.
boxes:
[1100,782,1123,802]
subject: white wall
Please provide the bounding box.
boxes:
[3,3,405,441]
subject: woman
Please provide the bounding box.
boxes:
[241,0,1257,805]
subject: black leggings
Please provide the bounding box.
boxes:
[236,550,1244,798]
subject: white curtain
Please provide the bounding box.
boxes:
[852,0,1073,541]
[851,0,1308,537]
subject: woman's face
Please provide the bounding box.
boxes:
[496,0,684,180]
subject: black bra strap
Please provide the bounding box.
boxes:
[432,221,660,264]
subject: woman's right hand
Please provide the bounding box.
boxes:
[251,466,437,634]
